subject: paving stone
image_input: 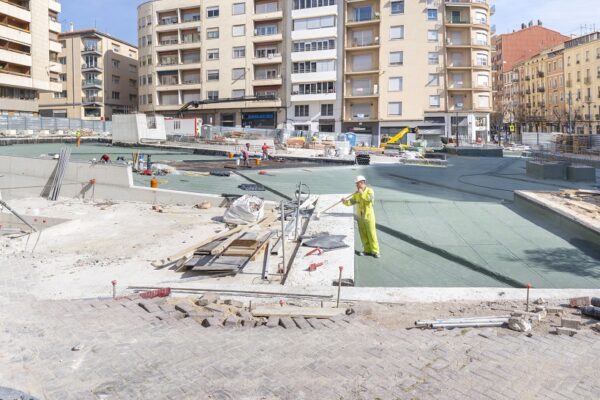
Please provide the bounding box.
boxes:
[174,304,195,316]
[547,307,564,315]
[569,297,591,308]
[224,316,241,328]
[292,317,311,329]
[305,318,322,329]
[266,316,279,328]
[279,317,296,329]
[223,299,244,308]
[556,327,578,336]
[561,318,581,330]
[201,317,223,328]
[195,293,220,306]
[241,319,256,328]
[137,301,161,314]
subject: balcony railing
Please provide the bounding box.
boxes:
[82,64,101,70]
[254,72,280,80]
[348,13,380,23]
[537,70,544,78]
[349,38,379,47]
[181,35,200,44]
[158,58,178,66]
[254,28,279,36]
[82,79,102,87]
[181,15,200,23]
[82,96,103,103]
[1,0,30,10]
[159,77,179,85]
[537,86,545,92]
[182,78,200,84]
[158,17,179,26]
[182,57,200,64]
[159,39,178,46]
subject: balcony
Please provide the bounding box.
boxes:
[566,79,572,87]
[0,48,31,66]
[253,73,282,86]
[537,86,545,92]
[0,1,31,24]
[49,0,60,13]
[346,12,380,27]
[253,4,283,21]
[158,16,178,26]
[82,96,103,104]
[82,79,102,88]
[344,87,379,99]
[346,38,380,51]
[82,64,102,71]
[157,57,179,67]
[537,70,544,78]
[158,38,179,48]
[82,45,102,55]
[253,31,283,43]
[253,53,282,65]
[445,0,490,7]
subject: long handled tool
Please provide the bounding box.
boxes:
[315,192,356,219]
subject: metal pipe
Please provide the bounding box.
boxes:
[280,200,286,275]
[0,199,36,232]
[431,321,506,329]
[336,266,343,308]
[294,181,302,240]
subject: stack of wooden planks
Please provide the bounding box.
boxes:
[151,211,277,276]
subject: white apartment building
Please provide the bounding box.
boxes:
[0,0,62,115]
[138,0,493,143]
[288,0,343,133]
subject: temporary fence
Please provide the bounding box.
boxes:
[0,115,111,134]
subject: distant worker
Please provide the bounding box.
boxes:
[261,142,270,160]
[100,154,111,163]
[75,129,82,147]
[342,175,380,258]
[241,145,250,167]
[312,133,318,143]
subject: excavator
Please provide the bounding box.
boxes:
[379,127,419,149]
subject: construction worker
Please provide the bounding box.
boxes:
[261,142,270,160]
[342,175,380,258]
[75,129,82,147]
[241,143,250,167]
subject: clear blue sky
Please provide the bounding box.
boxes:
[59,0,600,45]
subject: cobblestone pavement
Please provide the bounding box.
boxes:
[1,297,599,400]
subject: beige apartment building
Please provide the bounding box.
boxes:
[39,29,139,120]
[563,32,600,135]
[138,0,493,144]
[0,0,62,115]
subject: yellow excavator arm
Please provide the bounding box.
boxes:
[380,127,411,148]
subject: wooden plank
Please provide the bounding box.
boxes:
[210,232,243,255]
[251,306,347,319]
[191,256,248,272]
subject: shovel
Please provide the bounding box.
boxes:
[315,192,356,219]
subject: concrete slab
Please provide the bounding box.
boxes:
[285,194,355,288]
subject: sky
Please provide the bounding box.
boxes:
[58,0,600,45]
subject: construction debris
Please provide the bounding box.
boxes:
[223,195,265,225]
[581,305,600,319]
[569,296,591,308]
[508,316,532,333]
[415,315,511,329]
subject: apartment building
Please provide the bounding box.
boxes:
[563,32,600,135]
[0,0,62,115]
[491,24,569,125]
[288,0,343,133]
[138,0,285,128]
[138,0,494,143]
[39,29,139,120]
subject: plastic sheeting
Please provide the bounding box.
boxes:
[302,235,348,250]
[223,195,265,225]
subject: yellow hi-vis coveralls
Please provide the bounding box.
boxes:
[343,187,380,255]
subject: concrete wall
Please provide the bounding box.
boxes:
[0,155,225,206]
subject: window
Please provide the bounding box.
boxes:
[391,1,404,14]
[390,26,404,40]
[112,91,120,100]
[59,74,67,82]
[147,55,152,65]
[292,39,335,52]
[390,51,403,66]
[477,74,489,87]
[207,6,219,18]
[112,75,120,84]
[389,77,403,91]
[58,57,66,65]
[321,104,334,116]
[233,46,246,58]
[207,49,219,60]
[129,64,136,73]
[429,95,440,107]
[388,102,402,115]
[478,95,490,108]
[256,47,279,58]
[53,90,67,99]
[292,82,335,94]
[232,68,245,80]
[112,59,120,68]
[293,0,336,9]
[129,79,137,87]
[428,73,440,86]
[207,70,219,81]
[427,9,437,20]
[352,54,374,71]
[293,60,336,73]
[232,3,246,15]
[147,74,152,84]
[295,105,309,117]
[427,30,438,42]
[232,25,246,37]
[428,52,439,65]
[207,28,219,39]
[293,16,335,31]
[255,25,277,36]
[232,89,245,98]
[207,90,219,100]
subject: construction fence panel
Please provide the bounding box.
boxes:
[0,115,111,134]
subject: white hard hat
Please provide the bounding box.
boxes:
[355,175,366,183]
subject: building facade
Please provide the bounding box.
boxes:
[39,29,139,120]
[563,32,600,135]
[491,24,569,126]
[0,0,62,115]
[138,0,494,144]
